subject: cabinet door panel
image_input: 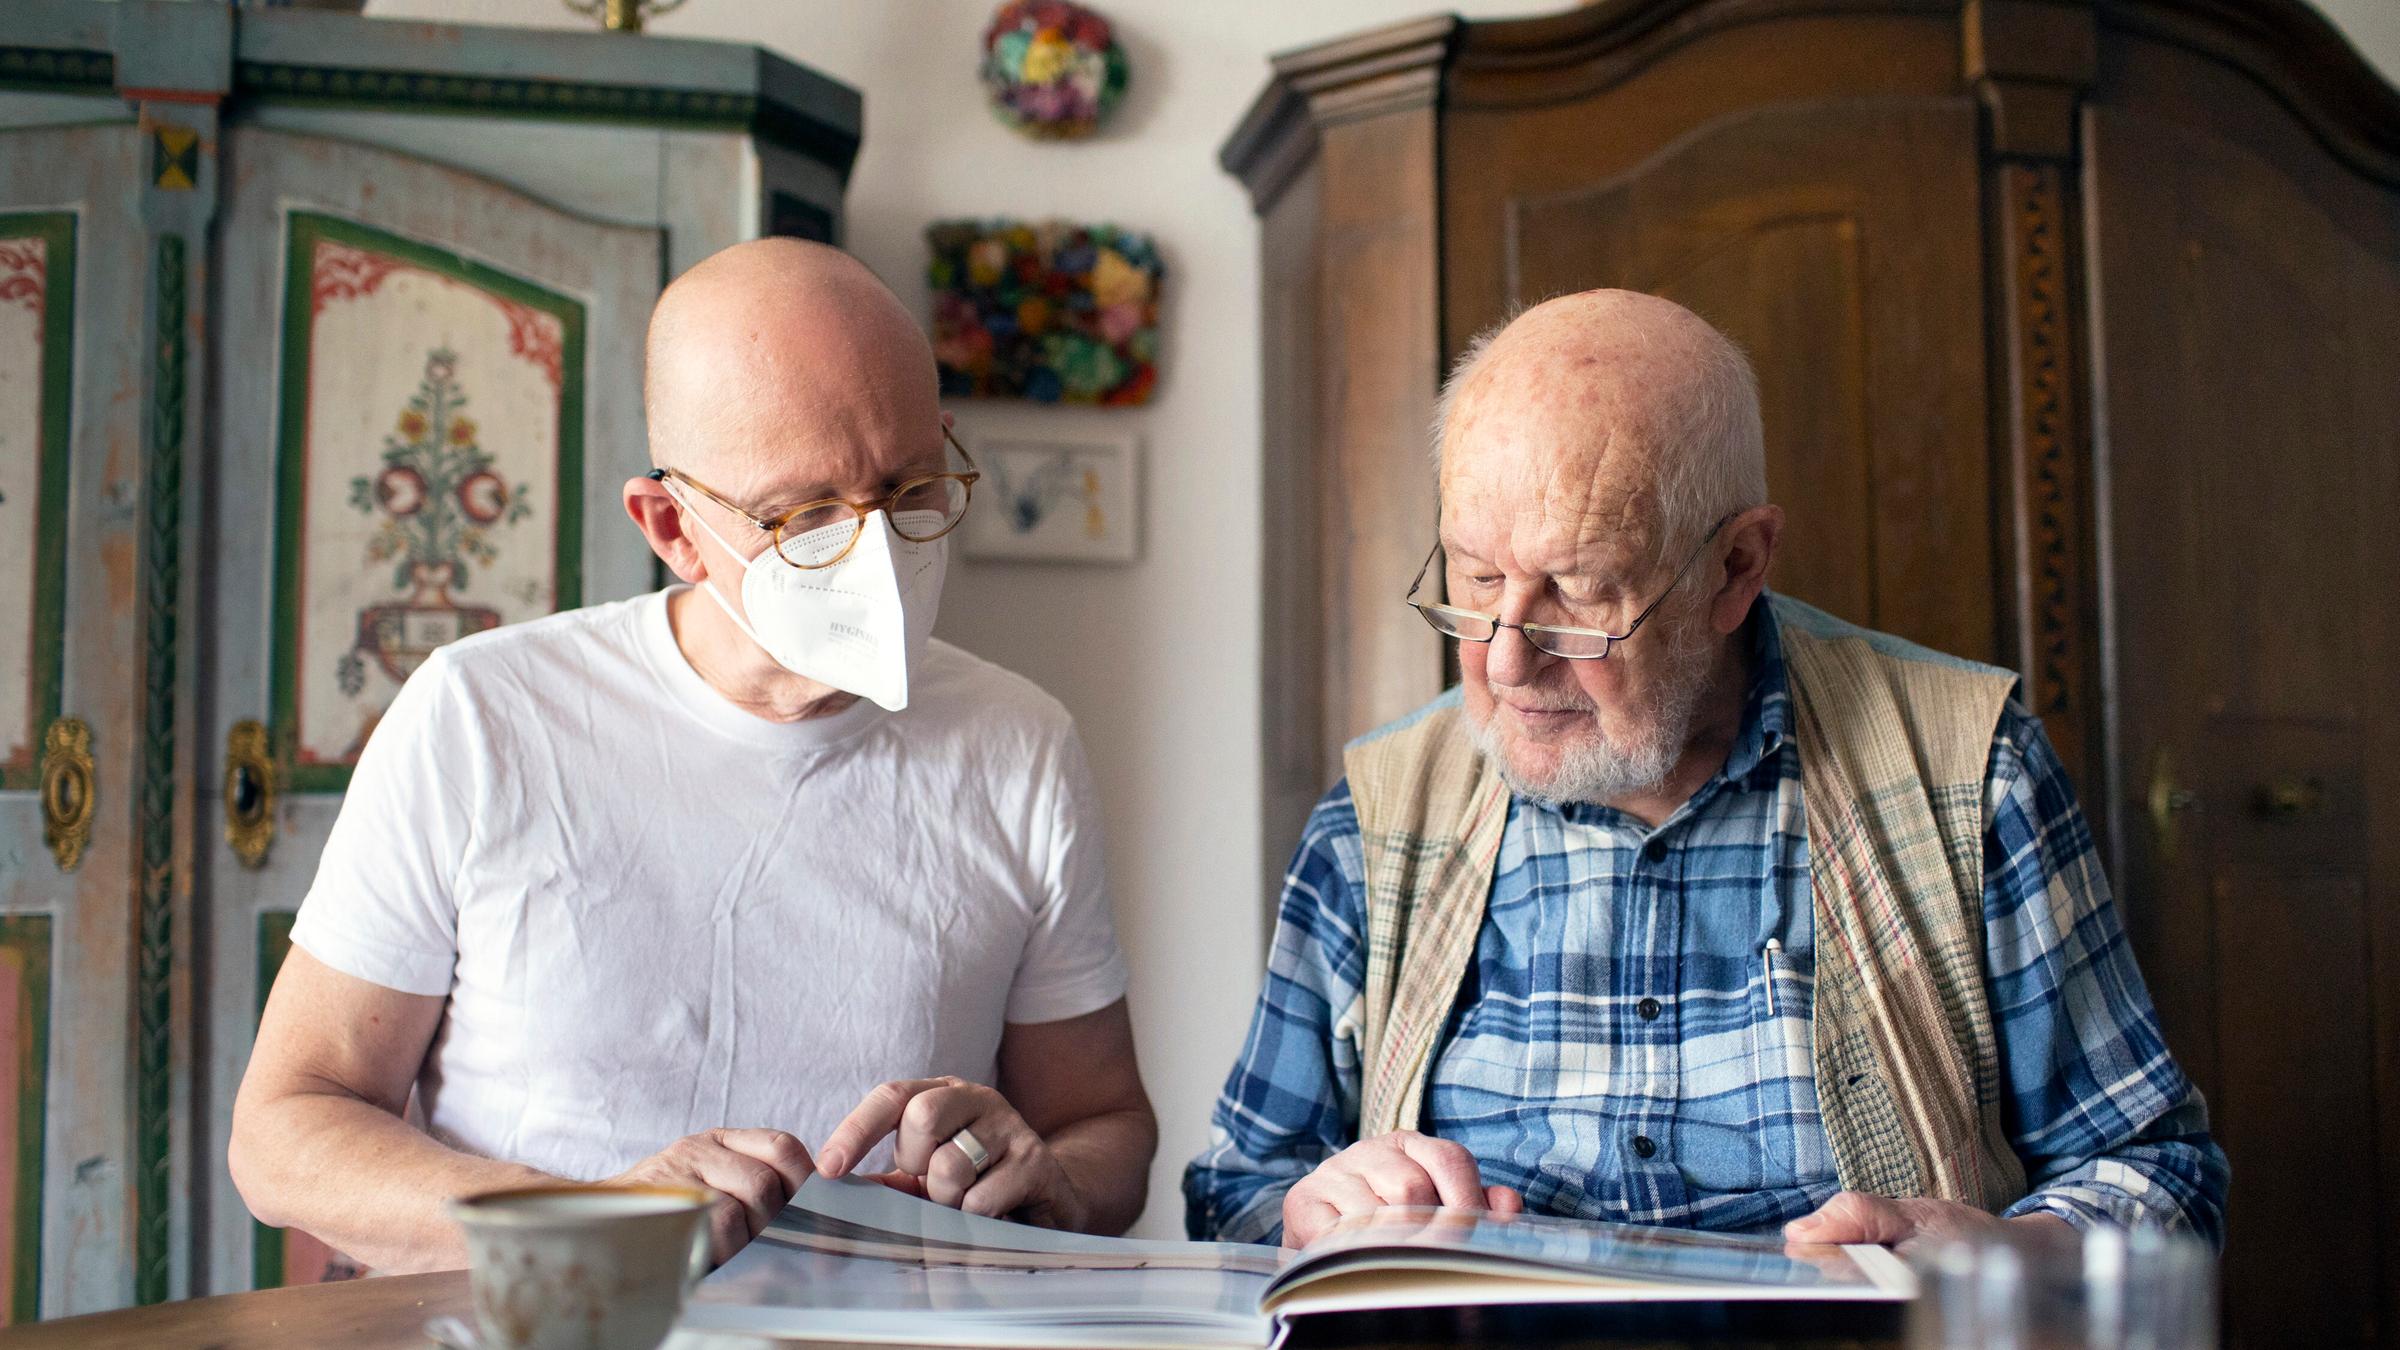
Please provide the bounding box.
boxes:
[201,126,662,1293]
[1475,100,1994,662]
[2091,102,2400,1349]
[0,121,150,1321]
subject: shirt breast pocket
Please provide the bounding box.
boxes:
[1740,953,1819,1185]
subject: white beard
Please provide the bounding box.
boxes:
[1466,621,1716,807]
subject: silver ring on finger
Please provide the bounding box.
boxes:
[948,1126,995,1175]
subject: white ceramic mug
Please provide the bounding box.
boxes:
[449,1184,714,1350]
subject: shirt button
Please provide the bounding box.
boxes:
[1631,1135,1658,1159]
[1641,839,1667,864]
[1637,997,1661,1020]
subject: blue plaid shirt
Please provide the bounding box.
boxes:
[1185,602,2227,1246]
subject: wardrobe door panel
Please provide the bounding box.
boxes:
[1493,101,1994,661]
[2091,101,2400,1349]
[201,127,662,1292]
[0,122,151,1320]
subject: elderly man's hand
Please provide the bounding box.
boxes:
[818,1077,1086,1230]
[607,1127,814,1263]
[1784,1191,2075,1255]
[1281,1130,1523,1250]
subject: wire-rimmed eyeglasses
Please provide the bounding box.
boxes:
[1405,514,1734,659]
[649,428,980,570]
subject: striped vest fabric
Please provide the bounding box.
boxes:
[1344,595,2028,1211]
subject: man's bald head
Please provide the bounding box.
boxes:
[1430,290,1779,811]
[644,239,943,502]
[1434,290,1764,568]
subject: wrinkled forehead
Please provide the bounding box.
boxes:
[1437,384,1669,579]
[1438,460,1663,582]
[672,377,945,507]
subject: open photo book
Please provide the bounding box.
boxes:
[680,1176,1917,1348]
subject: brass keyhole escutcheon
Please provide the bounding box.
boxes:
[224,720,276,869]
[39,717,95,872]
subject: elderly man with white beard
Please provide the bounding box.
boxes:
[1184,290,2227,1254]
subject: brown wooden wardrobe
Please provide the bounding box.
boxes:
[1220,1,2400,1344]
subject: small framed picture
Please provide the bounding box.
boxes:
[962,432,1141,563]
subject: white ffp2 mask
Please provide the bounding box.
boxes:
[673,491,948,713]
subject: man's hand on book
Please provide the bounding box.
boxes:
[1281,1130,1524,1249]
[817,1077,1088,1231]
[606,1127,816,1264]
[1783,1191,2076,1255]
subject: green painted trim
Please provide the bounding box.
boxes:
[0,915,52,1326]
[0,212,74,794]
[554,291,586,615]
[268,214,312,794]
[6,50,858,173]
[250,1189,282,1290]
[235,61,747,124]
[0,47,113,96]
[269,211,588,795]
[134,232,187,1308]
[250,911,296,1291]
[230,61,859,175]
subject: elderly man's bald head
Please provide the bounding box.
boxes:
[1430,289,1780,812]
[645,239,943,500]
[1435,290,1765,568]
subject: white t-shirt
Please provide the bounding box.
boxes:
[290,587,1129,1182]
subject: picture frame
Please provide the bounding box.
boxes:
[961,431,1140,564]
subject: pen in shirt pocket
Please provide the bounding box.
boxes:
[1762,938,1783,1016]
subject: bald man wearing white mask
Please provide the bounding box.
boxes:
[231,240,1156,1273]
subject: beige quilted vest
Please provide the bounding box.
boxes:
[1343,595,2028,1211]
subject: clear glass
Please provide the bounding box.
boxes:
[1403,513,1733,660]
[1907,1227,2218,1350]
[654,428,979,571]
[1411,602,1618,658]
[770,482,969,567]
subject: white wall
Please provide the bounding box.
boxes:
[366,0,2400,1240]
[2316,0,2400,83]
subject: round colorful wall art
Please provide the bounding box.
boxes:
[928,218,1162,406]
[979,0,1128,140]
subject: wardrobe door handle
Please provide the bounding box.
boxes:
[2250,778,2325,821]
[2147,748,2199,860]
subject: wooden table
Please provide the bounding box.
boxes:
[0,1272,474,1349]
[0,1272,1901,1349]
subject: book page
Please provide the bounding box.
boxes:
[1265,1207,1913,1313]
[768,1174,1286,1275]
[681,1176,1280,1347]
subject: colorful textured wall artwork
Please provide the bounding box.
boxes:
[928,219,1161,405]
[980,1,1128,140]
[275,212,583,786]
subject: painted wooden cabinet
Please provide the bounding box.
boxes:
[0,0,858,1318]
